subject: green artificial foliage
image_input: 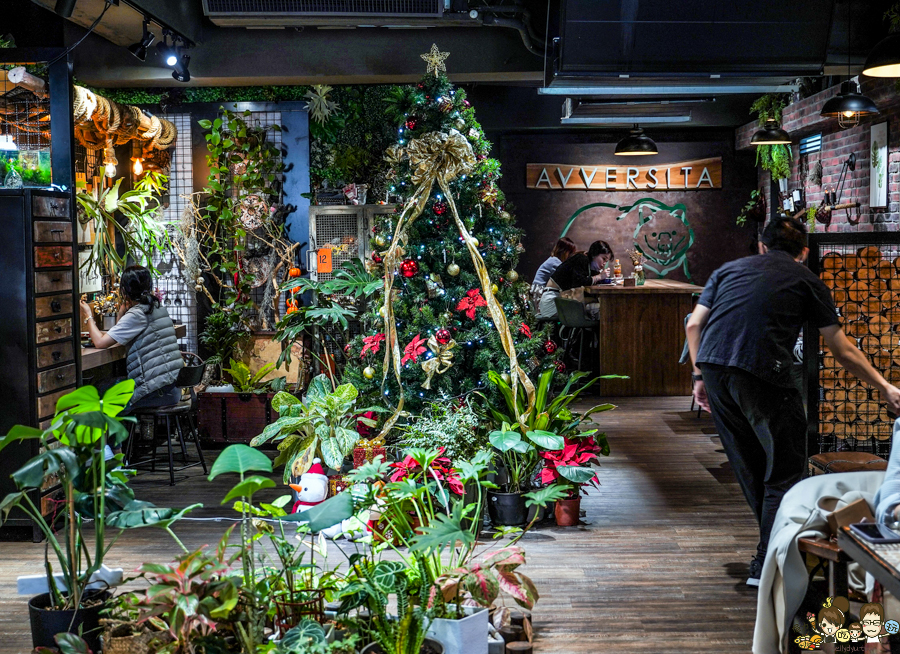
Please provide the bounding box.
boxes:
[396,398,485,462]
[83,84,312,108]
[340,73,555,415]
[750,94,793,181]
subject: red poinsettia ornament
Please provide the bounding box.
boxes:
[456,288,487,319]
[518,323,532,338]
[361,333,385,358]
[401,333,428,364]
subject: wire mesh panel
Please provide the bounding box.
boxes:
[308,206,367,282]
[0,68,52,187]
[807,233,900,459]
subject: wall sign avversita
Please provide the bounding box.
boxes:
[526,157,722,191]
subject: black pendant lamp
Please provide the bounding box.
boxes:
[750,118,791,145]
[615,125,658,156]
[820,80,879,128]
[863,31,900,78]
[822,0,879,128]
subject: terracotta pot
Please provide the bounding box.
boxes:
[554,497,581,526]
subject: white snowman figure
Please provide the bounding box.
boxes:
[288,459,368,539]
[289,458,329,515]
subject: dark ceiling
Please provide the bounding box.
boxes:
[12,0,899,130]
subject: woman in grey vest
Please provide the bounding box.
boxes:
[80,266,183,410]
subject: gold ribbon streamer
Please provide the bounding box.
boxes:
[420,335,457,389]
[376,130,535,438]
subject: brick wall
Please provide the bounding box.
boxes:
[736,77,900,232]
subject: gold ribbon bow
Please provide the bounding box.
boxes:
[420,335,457,389]
[377,130,535,437]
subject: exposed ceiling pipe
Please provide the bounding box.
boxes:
[469,3,543,44]
[480,14,544,57]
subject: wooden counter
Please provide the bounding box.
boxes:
[583,280,703,396]
[80,323,187,371]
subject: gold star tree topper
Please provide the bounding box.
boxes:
[421,44,450,78]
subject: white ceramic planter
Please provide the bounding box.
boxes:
[427,606,488,654]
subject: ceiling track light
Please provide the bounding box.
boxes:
[615,125,658,156]
[156,30,191,83]
[750,117,792,145]
[127,18,155,61]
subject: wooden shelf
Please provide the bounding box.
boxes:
[80,324,187,371]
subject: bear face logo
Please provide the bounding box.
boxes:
[617,198,695,281]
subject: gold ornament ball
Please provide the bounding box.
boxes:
[501,372,511,385]
[363,366,375,380]
[447,263,460,276]
[500,210,512,222]
[374,235,386,247]
[507,270,519,283]
[379,306,386,317]
[491,283,499,294]
[455,118,465,130]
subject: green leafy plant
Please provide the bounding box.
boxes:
[397,398,484,463]
[750,94,792,181]
[736,189,766,227]
[0,381,198,611]
[198,310,251,375]
[250,374,383,478]
[34,633,95,654]
[488,425,562,493]
[221,358,278,393]
[131,526,241,654]
[76,171,169,279]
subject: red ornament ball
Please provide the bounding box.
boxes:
[435,328,452,345]
[433,201,448,216]
[543,340,558,354]
[399,259,419,278]
[405,118,417,130]
[555,360,566,373]
[371,252,383,264]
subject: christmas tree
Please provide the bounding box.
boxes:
[343,45,558,421]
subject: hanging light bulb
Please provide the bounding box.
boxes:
[132,157,143,176]
[103,140,118,178]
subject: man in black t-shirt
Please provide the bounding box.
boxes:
[686,217,900,587]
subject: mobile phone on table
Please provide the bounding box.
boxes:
[849,522,900,544]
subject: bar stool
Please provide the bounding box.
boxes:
[554,297,598,373]
[125,353,208,485]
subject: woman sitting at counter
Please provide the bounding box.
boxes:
[79,265,184,411]
[531,237,577,301]
[538,240,613,320]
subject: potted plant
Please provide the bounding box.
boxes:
[250,374,384,481]
[197,357,287,444]
[539,433,608,526]
[0,381,198,651]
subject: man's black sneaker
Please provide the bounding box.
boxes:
[747,556,763,587]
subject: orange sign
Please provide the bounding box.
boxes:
[526,157,722,191]
[316,248,333,274]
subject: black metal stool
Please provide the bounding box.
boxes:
[554,297,599,373]
[125,353,208,485]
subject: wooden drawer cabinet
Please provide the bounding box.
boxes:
[36,341,74,369]
[34,270,72,294]
[32,195,70,219]
[37,388,70,420]
[35,294,72,319]
[35,318,72,344]
[33,221,72,243]
[34,246,73,269]
[37,364,76,394]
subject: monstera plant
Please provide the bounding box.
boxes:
[250,374,382,479]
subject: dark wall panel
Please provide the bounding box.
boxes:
[496,130,759,286]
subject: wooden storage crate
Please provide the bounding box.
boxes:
[196,392,275,445]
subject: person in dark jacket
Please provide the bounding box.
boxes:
[538,240,613,319]
[80,266,183,410]
[686,216,900,586]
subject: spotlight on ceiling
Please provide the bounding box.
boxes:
[171,54,190,83]
[127,20,155,61]
[750,118,792,145]
[55,0,77,18]
[156,40,178,67]
[614,125,658,156]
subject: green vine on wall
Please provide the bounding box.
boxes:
[750,94,792,181]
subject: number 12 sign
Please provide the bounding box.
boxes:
[316,248,333,274]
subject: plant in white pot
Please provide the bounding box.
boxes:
[0,380,199,651]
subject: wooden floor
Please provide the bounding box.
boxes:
[0,397,758,653]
